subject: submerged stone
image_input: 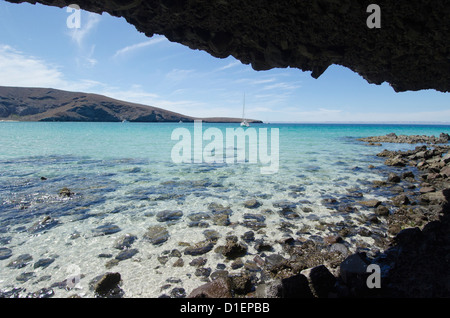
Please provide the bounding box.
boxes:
[143,225,169,245]
[184,241,215,256]
[113,234,137,250]
[92,223,121,236]
[243,199,262,209]
[7,254,33,269]
[156,210,183,223]
[0,247,13,260]
[28,216,60,234]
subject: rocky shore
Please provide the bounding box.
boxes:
[1,133,449,298]
[185,133,450,298]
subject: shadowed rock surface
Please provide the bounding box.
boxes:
[5,0,450,92]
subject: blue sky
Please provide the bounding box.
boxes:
[0,1,449,123]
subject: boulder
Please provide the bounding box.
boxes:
[387,172,401,183]
[91,272,122,297]
[302,265,336,298]
[281,274,314,298]
[339,253,370,289]
[391,194,410,207]
[188,277,232,298]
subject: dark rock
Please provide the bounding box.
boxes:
[324,235,342,244]
[241,231,255,243]
[221,240,247,259]
[189,257,207,267]
[339,253,370,287]
[188,277,232,298]
[91,272,122,298]
[243,199,262,209]
[0,247,13,260]
[281,274,314,298]
[28,216,59,234]
[401,171,415,179]
[92,223,121,236]
[194,267,211,278]
[156,210,183,223]
[265,254,287,273]
[419,186,436,194]
[59,187,73,198]
[7,254,33,269]
[385,157,406,167]
[359,199,382,208]
[169,249,182,258]
[306,265,337,298]
[242,213,266,230]
[375,205,390,216]
[273,200,297,209]
[143,225,169,245]
[172,258,184,267]
[115,248,138,261]
[391,194,410,206]
[210,209,232,226]
[33,258,55,269]
[170,287,186,298]
[184,240,215,256]
[113,233,137,250]
[230,273,253,295]
[244,260,261,272]
[16,272,36,282]
[393,227,422,245]
[388,173,401,183]
[231,259,244,269]
[254,239,274,252]
[187,212,210,222]
[203,229,220,242]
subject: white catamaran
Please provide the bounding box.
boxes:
[240,93,250,127]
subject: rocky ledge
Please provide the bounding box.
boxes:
[358,132,450,145]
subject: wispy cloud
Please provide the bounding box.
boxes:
[0,45,66,88]
[0,44,102,92]
[165,68,195,82]
[215,60,241,72]
[263,82,302,91]
[113,36,166,59]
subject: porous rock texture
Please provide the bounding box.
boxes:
[6,0,450,93]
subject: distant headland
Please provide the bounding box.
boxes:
[0,86,262,124]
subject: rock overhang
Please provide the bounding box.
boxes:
[5,0,450,93]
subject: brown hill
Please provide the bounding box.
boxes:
[0,86,262,123]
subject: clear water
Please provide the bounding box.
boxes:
[0,122,449,297]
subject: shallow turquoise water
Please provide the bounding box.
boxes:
[0,122,449,297]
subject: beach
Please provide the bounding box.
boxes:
[0,122,449,298]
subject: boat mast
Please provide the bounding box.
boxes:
[242,93,246,120]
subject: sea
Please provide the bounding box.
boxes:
[0,122,449,297]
